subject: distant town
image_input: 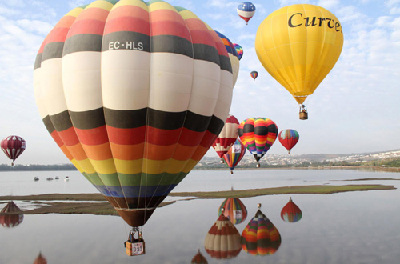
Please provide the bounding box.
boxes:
[1,149,400,171]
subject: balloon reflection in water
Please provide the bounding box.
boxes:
[218,197,247,225]
[191,250,208,264]
[242,204,282,255]
[204,214,242,259]
[281,198,302,223]
[33,252,47,264]
[34,0,235,232]
[0,201,24,228]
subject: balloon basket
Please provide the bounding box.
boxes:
[299,111,308,120]
[256,163,260,168]
[230,170,233,174]
[125,228,146,256]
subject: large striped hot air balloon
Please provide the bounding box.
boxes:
[1,135,26,166]
[204,214,242,259]
[278,129,299,154]
[281,198,302,223]
[222,139,246,174]
[215,31,240,86]
[218,197,247,225]
[34,0,235,228]
[242,204,282,255]
[0,201,24,228]
[238,118,278,167]
[212,115,239,162]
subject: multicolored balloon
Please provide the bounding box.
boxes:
[241,204,282,255]
[1,135,26,166]
[237,2,256,25]
[212,115,239,162]
[215,31,240,86]
[278,129,299,154]
[204,214,242,259]
[238,118,278,167]
[222,139,246,174]
[250,70,258,80]
[255,4,343,116]
[281,198,302,223]
[34,252,47,264]
[0,201,24,228]
[232,43,243,60]
[218,197,247,225]
[34,0,235,228]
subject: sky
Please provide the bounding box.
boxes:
[0,0,399,165]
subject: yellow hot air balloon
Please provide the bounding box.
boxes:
[255,4,343,119]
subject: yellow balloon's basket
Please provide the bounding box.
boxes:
[299,111,308,120]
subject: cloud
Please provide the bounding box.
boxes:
[318,0,340,9]
[386,0,400,14]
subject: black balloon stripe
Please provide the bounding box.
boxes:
[47,107,224,134]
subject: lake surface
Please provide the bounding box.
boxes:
[1,169,399,264]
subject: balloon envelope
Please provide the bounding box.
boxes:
[215,31,240,86]
[0,201,24,228]
[250,70,258,80]
[204,214,242,259]
[242,208,282,255]
[218,197,247,225]
[278,129,299,153]
[1,135,26,165]
[237,2,256,25]
[281,198,302,223]
[212,115,239,159]
[34,252,47,264]
[255,4,343,104]
[222,139,246,173]
[191,250,208,264]
[34,0,234,227]
[232,43,243,60]
[238,118,278,164]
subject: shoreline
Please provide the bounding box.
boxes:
[0,183,396,216]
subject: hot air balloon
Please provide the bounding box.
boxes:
[222,139,246,174]
[232,43,243,60]
[242,204,281,255]
[34,252,47,264]
[204,214,242,259]
[218,197,247,225]
[215,31,240,86]
[238,118,278,167]
[212,115,239,163]
[0,201,24,228]
[237,2,255,25]
[278,129,299,154]
[34,0,235,231]
[250,70,258,80]
[255,4,343,119]
[191,250,208,264]
[1,135,26,166]
[281,198,302,223]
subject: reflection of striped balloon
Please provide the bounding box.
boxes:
[242,209,281,255]
[0,201,24,228]
[281,198,302,223]
[218,197,247,225]
[215,31,240,86]
[238,118,278,164]
[191,250,208,264]
[34,0,234,227]
[213,115,239,159]
[222,139,246,173]
[204,214,242,259]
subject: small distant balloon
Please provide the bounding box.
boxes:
[212,115,239,162]
[250,71,258,80]
[278,129,299,154]
[237,2,256,25]
[1,135,26,166]
[222,139,246,174]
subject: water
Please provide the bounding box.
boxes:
[0,169,399,263]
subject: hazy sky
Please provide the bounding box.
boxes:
[0,0,399,165]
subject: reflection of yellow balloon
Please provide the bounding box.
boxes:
[255,4,343,105]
